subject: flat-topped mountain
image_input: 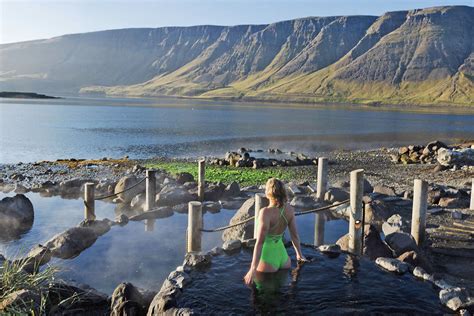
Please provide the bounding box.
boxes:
[0,5,472,106]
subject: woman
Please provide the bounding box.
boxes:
[244,178,307,286]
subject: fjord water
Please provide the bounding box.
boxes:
[1,96,474,163]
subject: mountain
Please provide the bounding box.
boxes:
[0,5,472,106]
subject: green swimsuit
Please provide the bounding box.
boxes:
[259,207,289,270]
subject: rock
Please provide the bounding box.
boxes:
[363,179,373,194]
[115,214,129,226]
[433,164,448,172]
[290,196,317,210]
[79,218,112,236]
[373,184,397,196]
[413,266,427,279]
[130,193,146,210]
[337,225,392,260]
[287,183,301,195]
[47,282,109,314]
[129,207,174,220]
[0,289,41,314]
[20,244,52,273]
[14,183,28,194]
[167,270,191,289]
[438,147,474,167]
[156,185,196,207]
[384,232,418,257]
[203,201,221,213]
[59,178,92,193]
[222,197,257,242]
[183,252,211,269]
[318,244,341,255]
[115,175,145,203]
[242,238,256,248]
[172,203,189,214]
[0,194,34,239]
[324,188,349,203]
[397,251,432,272]
[222,239,241,252]
[224,181,240,197]
[363,199,392,224]
[438,197,469,209]
[204,183,226,201]
[176,172,194,185]
[439,287,469,311]
[375,257,409,274]
[382,214,403,236]
[451,210,464,220]
[45,226,101,259]
[111,282,156,316]
[209,247,224,256]
[399,147,409,155]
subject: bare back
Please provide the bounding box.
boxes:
[262,203,294,235]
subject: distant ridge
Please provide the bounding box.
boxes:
[0,5,472,106]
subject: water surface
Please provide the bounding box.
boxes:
[1,97,473,163]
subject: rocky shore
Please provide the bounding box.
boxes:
[0,143,473,314]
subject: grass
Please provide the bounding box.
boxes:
[144,161,300,186]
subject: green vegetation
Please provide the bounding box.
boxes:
[145,161,300,186]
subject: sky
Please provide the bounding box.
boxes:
[1,0,472,44]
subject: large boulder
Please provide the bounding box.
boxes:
[324,188,349,203]
[336,225,392,260]
[176,172,194,185]
[47,282,109,314]
[156,185,196,207]
[45,220,112,259]
[0,289,41,314]
[375,257,409,274]
[0,194,34,240]
[204,183,226,201]
[111,282,156,316]
[373,184,397,196]
[290,196,318,210]
[224,181,240,197]
[384,232,418,257]
[19,244,52,273]
[115,175,146,203]
[222,197,257,242]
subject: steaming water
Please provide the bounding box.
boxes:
[178,247,444,314]
[1,96,474,163]
[0,192,347,294]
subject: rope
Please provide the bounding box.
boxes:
[200,199,350,233]
[94,177,147,200]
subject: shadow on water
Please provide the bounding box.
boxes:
[178,247,445,314]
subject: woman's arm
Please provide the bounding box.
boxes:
[288,209,306,261]
[244,208,269,285]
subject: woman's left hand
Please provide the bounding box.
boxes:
[243,268,256,286]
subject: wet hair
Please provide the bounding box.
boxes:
[265,178,287,208]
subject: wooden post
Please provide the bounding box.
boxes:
[470,178,474,211]
[84,183,96,220]
[254,193,268,238]
[145,170,156,211]
[349,169,364,255]
[411,179,428,245]
[198,159,205,202]
[314,213,325,246]
[316,157,328,201]
[187,201,202,252]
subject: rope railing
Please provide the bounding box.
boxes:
[94,177,147,200]
[200,199,350,233]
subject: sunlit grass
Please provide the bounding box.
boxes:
[145,161,299,186]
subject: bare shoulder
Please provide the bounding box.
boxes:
[284,204,295,217]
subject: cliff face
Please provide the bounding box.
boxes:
[0,5,472,105]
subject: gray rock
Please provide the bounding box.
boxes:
[45,226,102,259]
[324,187,349,203]
[79,218,112,236]
[0,194,34,240]
[156,185,196,207]
[115,214,129,226]
[373,184,397,196]
[413,266,426,279]
[384,232,418,257]
[337,225,393,260]
[209,246,224,256]
[203,201,221,213]
[176,172,194,185]
[451,210,463,220]
[290,196,317,210]
[222,239,242,252]
[47,282,109,314]
[375,257,409,274]
[130,193,146,210]
[382,214,403,236]
[204,182,226,201]
[111,282,156,316]
[183,252,211,269]
[20,244,52,273]
[115,175,145,203]
[318,244,341,254]
[167,270,191,289]
[242,238,256,248]
[222,197,256,242]
[224,181,240,197]
[439,287,469,311]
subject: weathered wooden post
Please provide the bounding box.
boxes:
[470,178,474,211]
[187,201,202,252]
[254,193,268,238]
[314,213,325,246]
[349,169,364,255]
[316,157,328,201]
[198,159,205,202]
[84,183,96,220]
[145,169,156,212]
[411,179,428,245]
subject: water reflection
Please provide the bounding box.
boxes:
[313,213,325,246]
[343,255,360,279]
[145,219,155,232]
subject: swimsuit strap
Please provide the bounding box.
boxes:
[268,205,288,234]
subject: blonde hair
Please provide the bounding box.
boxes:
[265,178,287,208]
